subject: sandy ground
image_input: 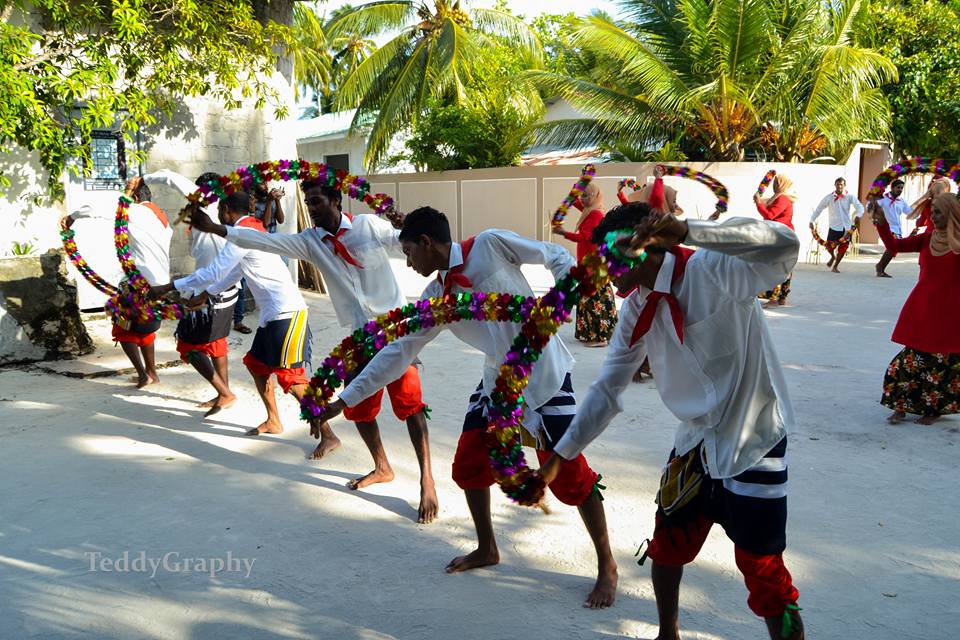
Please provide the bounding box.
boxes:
[1,255,958,640]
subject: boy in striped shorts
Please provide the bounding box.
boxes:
[542,203,805,639]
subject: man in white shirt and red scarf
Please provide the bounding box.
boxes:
[151,191,313,438]
[810,177,864,273]
[320,207,619,609]
[873,179,912,278]
[539,202,804,639]
[65,176,172,388]
[187,180,439,525]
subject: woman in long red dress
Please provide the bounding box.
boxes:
[553,182,617,346]
[754,173,797,305]
[872,191,960,424]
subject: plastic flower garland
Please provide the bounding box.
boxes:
[61,159,399,322]
[299,231,646,506]
[867,157,959,200]
[551,164,596,227]
[617,166,729,213]
[757,169,777,197]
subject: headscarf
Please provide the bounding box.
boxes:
[929,192,960,257]
[773,174,798,202]
[575,182,602,229]
[909,178,950,220]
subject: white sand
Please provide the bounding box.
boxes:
[1,256,957,639]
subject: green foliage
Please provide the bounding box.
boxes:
[857,0,960,159]
[11,241,36,256]
[329,0,543,169]
[528,0,896,162]
[0,0,291,200]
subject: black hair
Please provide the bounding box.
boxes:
[302,180,343,210]
[223,190,250,214]
[134,181,152,202]
[195,172,220,188]
[590,202,655,245]
[835,177,846,184]
[399,206,451,243]
[891,179,905,187]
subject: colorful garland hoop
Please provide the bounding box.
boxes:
[62,159,399,322]
[809,217,861,250]
[617,166,729,213]
[300,219,645,505]
[867,157,960,200]
[757,169,776,197]
[551,164,596,227]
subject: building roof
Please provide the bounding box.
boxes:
[294,109,358,144]
[521,148,605,166]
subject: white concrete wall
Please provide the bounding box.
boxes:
[297,136,368,176]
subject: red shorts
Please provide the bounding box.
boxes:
[343,365,426,423]
[242,352,308,394]
[112,324,157,347]
[451,429,598,506]
[177,337,228,363]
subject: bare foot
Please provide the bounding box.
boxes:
[632,370,645,383]
[309,435,342,459]
[136,372,160,388]
[826,256,835,268]
[584,563,618,609]
[831,266,840,273]
[887,411,907,424]
[654,631,681,640]
[418,483,439,524]
[198,397,219,408]
[916,415,940,425]
[877,270,892,278]
[247,420,283,436]
[204,394,237,418]
[445,547,500,573]
[347,466,395,490]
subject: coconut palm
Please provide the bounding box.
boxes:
[327,0,542,168]
[528,0,897,162]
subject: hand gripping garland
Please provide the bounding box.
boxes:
[617,166,729,216]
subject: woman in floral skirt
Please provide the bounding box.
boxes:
[872,191,960,424]
[553,182,617,347]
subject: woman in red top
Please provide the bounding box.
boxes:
[873,192,960,424]
[553,182,617,346]
[755,173,797,304]
[907,176,950,235]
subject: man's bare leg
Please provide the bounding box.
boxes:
[200,355,232,408]
[832,246,846,273]
[406,411,438,524]
[446,488,499,573]
[652,561,683,640]
[578,492,618,608]
[140,343,159,385]
[248,373,283,435]
[119,342,155,388]
[825,247,835,268]
[348,419,396,488]
[876,251,894,277]
[288,385,342,457]
[186,352,236,417]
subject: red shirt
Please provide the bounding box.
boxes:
[878,220,960,354]
[756,195,795,230]
[562,209,604,262]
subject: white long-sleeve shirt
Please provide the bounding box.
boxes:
[174,217,305,327]
[225,213,404,329]
[338,230,576,422]
[810,192,865,231]
[70,198,172,286]
[554,218,800,479]
[142,169,228,270]
[876,194,912,236]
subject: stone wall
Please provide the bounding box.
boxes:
[0,251,94,364]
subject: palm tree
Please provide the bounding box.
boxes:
[528,0,897,162]
[327,0,542,168]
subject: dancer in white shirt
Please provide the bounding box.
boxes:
[810,177,864,273]
[320,208,618,609]
[188,180,439,524]
[151,191,313,438]
[143,169,240,416]
[873,179,912,277]
[65,176,172,388]
[540,203,804,639]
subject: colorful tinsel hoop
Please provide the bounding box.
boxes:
[551,164,596,227]
[809,217,861,250]
[868,157,960,200]
[617,166,729,213]
[182,159,397,219]
[60,223,119,296]
[300,230,645,506]
[757,170,777,197]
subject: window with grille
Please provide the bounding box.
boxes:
[84,130,127,190]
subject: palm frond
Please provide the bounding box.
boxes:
[336,28,415,110]
[470,8,543,65]
[325,1,417,40]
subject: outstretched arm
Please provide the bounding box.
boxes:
[489,230,576,281]
[142,169,198,199]
[174,242,244,298]
[872,209,925,255]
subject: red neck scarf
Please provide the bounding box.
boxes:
[629,247,695,346]
[323,214,362,269]
[648,177,666,211]
[439,236,476,295]
[236,216,266,232]
[833,191,846,202]
[141,201,169,228]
